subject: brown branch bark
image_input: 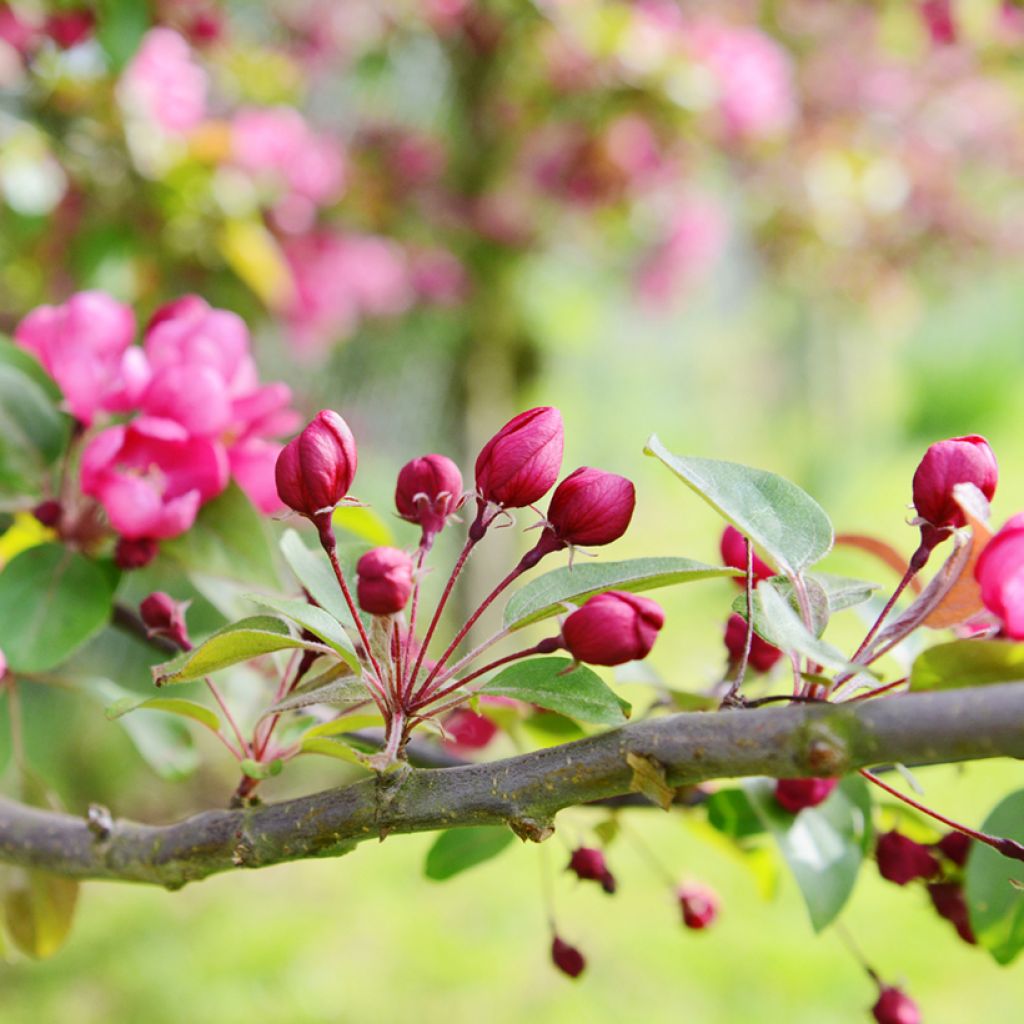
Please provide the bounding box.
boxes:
[1,683,1023,888]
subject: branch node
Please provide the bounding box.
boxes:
[508,817,555,843]
[800,721,852,776]
[86,803,113,842]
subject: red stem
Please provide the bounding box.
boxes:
[414,641,550,710]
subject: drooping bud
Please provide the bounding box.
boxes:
[567,847,616,894]
[723,613,782,673]
[395,454,464,548]
[32,500,62,529]
[442,707,499,752]
[474,407,564,527]
[974,513,1024,638]
[912,435,997,561]
[550,936,586,979]
[115,537,159,570]
[677,883,718,930]
[927,882,976,945]
[773,777,838,813]
[872,986,921,1024]
[562,591,664,666]
[356,546,415,616]
[720,526,774,587]
[139,592,190,650]
[275,410,357,538]
[876,831,940,886]
[935,830,972,868]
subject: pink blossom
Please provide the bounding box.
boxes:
[974,512,1024,638]
[119,28,207,134]
[81,417,228,540]
[409,248,469,306]
[685,22,796,142]
[14,291,147,425]
[228,438,285,514]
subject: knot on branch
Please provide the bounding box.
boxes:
[796,720,853,777]
[509,816,554,843]
[86,804,113,843]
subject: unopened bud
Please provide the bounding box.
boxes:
[395,454,464,548]
[773,777,838,813]
[876,831,940,886]
[356,546,415,616]
[872,986,921,1024]
[545,467,635,548]
[139,592,190,650]
[567,847,616,894]
[275,410,358,537]
[550,936,585,979]
[677,882,718,930]
[724,613,782,673]
[562,591,664,666]
[115,537,159,570]
[935,831,972,868]
[442,708,499,752]
[927,882,976,945]
[720,526,774,586]
[32,500,62,528]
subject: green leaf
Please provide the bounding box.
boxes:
[239,758,283,780]
[301,713,385,740]
[744,776,872,932]
[735,575,830,638]
[0,358,68,495]
[2,868,79,960]
[644,436,834,576]
[910,640,1024,692]
[504,557,739,631]
[162,484,279,590]
[966,789,1024,964]
[279,529,366,626]
[481,657,629,726]
[298,736,371,767]
[424,827,516,881]
[0,545,116,672]
[245,593,358,668]
[733,573,878,632]
[105,696,221,733]
[706,788,766,841]
[0,337,61,401]
[94,0,150,70]
[153,615,325,685]
[261,672,370,719]
[332,506,394,546]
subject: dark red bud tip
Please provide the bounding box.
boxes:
[927,882,976,945]
[551,936,585,979]
[475,406,564,509]
[723,613,782,673]
[139,592,190,650]
[876,831,940,886]
[568,847,616,894]
[395,454,465,546]
[562,590,664,666]
[872,986,921,1024]
[677,883,718,930]
[720,526,774,585]
[773,777,838,813]
[356,546,415,616]
[935,831,972,868]
[992,836,1024,862]
[115,537,159,570]
[545,467,636,547]
[275,410,358,527]
[912,435,997,550]
[32,500,62,528]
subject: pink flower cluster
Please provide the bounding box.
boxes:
[15,291,297,557]
[118,27,208,135]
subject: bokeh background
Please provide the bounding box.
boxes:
[2,0,1024,1020]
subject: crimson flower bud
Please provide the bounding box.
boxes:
[927,882,976,945]
[474,406,564,516]
[442,707,498,752]
[876,831,940,886]
[45,8,95,48]
[974,513,1024,638]
[935,831,972,868]
[562,591,664,666]
[115,537,159,570]
[723,613,782,673]
[550,936,585,979]
[677,883,718,930]
[773,777,838,813]
[275,410,358,536]
[32,500,62,529]
[720,525,774,587]
[567,847,617,894]
[139,592,190,651]
[872,986,921,1024]
[395,454,464,548]
[356,547,415,616]
[912,434,997,559]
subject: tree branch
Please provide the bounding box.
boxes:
[2,683,1023,888]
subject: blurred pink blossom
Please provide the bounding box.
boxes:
[14,291,148,425]
[409,247,469,305]
[119,27,207,134]
[81,417,228,540]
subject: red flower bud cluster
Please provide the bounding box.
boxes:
[773,777,838,813]
[872,986,921,1024]
[550,936,586,978]
[723,613,782,673]
[562,591,664,666]
[875,831,940,886]
[677,882,718,930]
[356,546,415,616]
[935,830,972,868]
[567,847,616,894]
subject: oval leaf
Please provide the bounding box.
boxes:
[910,639,1024,692]
[0,545,116,673]
[965,789,1024,965]
[279,530,366,627]
[644,436,833,576]
[424,827,516,881]
[261,673,370,719]
[105,696,221,733]
[3,868,79,960]
[481,657,629,725]
[298,735,372,768]
[246,593,358,668]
